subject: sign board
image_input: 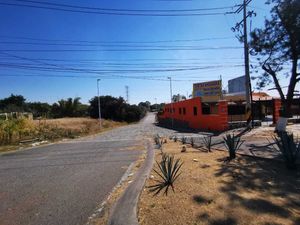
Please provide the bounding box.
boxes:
[193,80,222,102]
[228,76,246,94]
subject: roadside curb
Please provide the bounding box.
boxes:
[108,140,154,225]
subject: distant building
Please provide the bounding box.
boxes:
[228,76,246,94]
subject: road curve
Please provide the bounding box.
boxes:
[0,113,173,225]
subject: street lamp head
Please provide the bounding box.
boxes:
[97,78,101,82]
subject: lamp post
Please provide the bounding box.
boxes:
[97,79,102,129]
[167,77,174,128]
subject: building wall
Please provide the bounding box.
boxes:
[159,97,228,131]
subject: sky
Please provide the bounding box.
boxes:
[0,0,294,105]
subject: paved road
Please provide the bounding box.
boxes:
[0,113,174,225]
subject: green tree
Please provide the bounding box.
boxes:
[0,94,26,112]
[250,0,299,130]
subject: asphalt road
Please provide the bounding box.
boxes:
[0,113,174,225]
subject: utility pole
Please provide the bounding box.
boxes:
[233,0,254,126]
[97,79,102,129]
[125,85,129,103]
[243,0,252,126]
[167,77,174,129]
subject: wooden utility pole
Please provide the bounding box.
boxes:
[243,0,252,126]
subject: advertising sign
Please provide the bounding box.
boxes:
[193,80,222,102]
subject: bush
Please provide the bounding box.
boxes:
[190,137,195,147]
[202,135,213,152]
[181,136,187,144]
[223,134,243,160]
[148,154,183,196]
[273,132,300,170]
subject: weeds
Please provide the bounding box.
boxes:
[190,137,195,148]
[181,136,187,144]
[174,136,178,142]
[223,134,243,160]
[273,132,300,170]
[202,135,212,152]
[148,154,183,196]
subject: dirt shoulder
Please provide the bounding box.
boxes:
[138,140,300,225]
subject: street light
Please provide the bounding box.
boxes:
[167,77,174,128]
[97,79,102,129]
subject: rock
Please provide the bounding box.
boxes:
[181,145,187,152]
[193,159,199,162]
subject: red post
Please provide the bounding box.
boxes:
[273,99,281,124]
[218,100,229,131]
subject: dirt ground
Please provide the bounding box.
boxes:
[138,141,300,225]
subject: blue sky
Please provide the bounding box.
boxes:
[0,0,289,105]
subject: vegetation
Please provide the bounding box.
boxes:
[148,154,183,196]
[250,0,300,121]
[201,135,213,152]
[0,94,147,122]
[181,136,187,144]
[273,132,300,170]
[89,96,147,123]
[0,117,125,146]
[0,118,35,144]
[190,137,195,148]
[173,136,178,142]
[223,134,244,160]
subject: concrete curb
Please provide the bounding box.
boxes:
[108,141,154,225]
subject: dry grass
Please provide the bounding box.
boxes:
[0,117,127,152]
[139,141,300,225]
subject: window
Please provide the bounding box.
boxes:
[193,106,198,116]
[183,108,186,115]
[179,108,182,114]
[202,103,210,114]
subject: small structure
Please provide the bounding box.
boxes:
[158,97,228,132]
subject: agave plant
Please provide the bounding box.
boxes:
[273,132,300,170]
[174,136,178,142]
[154,134,161,145]
[202,135,213,152]
[223,134,243,159]
[148,154,183,196]
[190,137,195,148]
[181,136,187,144]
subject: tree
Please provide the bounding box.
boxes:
[0,94,26,112]
[89,95,146,122]
[50,97,85,118]
[27,102,51,117]
[250,0,299,130]
[172,94,186,102]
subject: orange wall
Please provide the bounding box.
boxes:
[159,97,228,131]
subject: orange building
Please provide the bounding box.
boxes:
[158,97,228,132]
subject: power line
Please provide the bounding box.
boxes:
[0,73,204,82]
[0,46,243,52]
[12,0,237,13]
[0,1,235,16]
[0,35,235,44]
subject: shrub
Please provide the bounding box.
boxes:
[202,135,212,152]
[148,154,183,196]
[190,137,195,148]
[181,136,187,144]
[223,134,243,160]
[174,136,177,142]
[273,132,300,170]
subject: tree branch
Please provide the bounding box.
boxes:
[262,63,285,101]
